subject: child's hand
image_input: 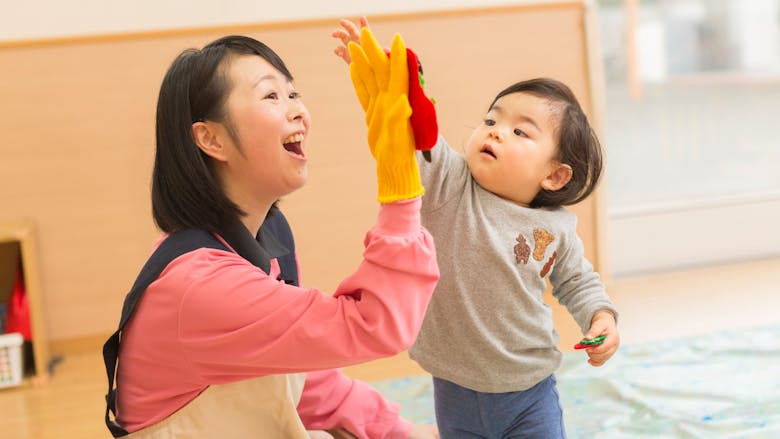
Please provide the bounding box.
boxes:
[332,16,369,64]
[582,310,619,367]
[408,423,439,439]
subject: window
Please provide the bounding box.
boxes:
[598,0,780,276]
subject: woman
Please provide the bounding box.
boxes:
[103,34,439,438]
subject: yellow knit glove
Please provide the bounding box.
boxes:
[347,28,424,203]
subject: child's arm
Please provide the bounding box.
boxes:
[548,215,620,366]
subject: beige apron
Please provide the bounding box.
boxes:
[126,373,309,438]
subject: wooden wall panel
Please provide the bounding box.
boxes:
[0,2,601,353]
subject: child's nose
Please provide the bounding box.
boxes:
[489,127,503,141]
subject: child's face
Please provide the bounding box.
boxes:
[465,92,565,207]
[218,55,311,208]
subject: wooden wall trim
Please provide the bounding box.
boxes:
[582,0,610,280]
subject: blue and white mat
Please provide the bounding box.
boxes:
[371,324,780,438]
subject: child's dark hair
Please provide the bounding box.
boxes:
[152,36,292,233]
[490,78,603,208]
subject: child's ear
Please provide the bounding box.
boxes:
[541,163,573,191]
[191,121,228,162]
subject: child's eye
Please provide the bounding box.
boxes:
[484,118,496,126]
[289,91,301,99]
[264,92,278,100]
[514,128,526,137]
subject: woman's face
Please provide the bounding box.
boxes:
[217,54,311,212]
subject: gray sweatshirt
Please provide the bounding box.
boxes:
[408,136,617,393]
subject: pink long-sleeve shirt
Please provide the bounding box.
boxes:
[116,198,438,438]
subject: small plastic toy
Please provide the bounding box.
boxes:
[574,335,606,350]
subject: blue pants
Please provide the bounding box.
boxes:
[433,375,567,439]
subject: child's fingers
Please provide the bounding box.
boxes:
[585,338,618,367]
[333,46,351,64]
[584,324,608,340]
[332,28,350,44]
[339,18,362,41]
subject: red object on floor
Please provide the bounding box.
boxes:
[5,267,32,341]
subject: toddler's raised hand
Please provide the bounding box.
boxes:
[332,17,368,64]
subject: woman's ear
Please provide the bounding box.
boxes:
[191,121,228,162]
[541,163,573,191]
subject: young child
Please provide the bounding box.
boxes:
[335,20,620,438]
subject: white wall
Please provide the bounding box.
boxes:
[0,0,562,43]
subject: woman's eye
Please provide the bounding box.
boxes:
[484,119,496,126]
[514,128,526,137]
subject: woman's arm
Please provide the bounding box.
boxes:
[297,369,410,439]
[173,198,439,379]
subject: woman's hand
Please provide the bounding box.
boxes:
[409,423,439,439]
[332,16,369,64]
[344,27,424,203]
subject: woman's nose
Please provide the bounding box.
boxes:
[287,100,307,122]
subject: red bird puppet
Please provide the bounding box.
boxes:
[387,48,438,161]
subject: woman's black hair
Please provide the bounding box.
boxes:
[490,78,603,208]
[152,35,292,232]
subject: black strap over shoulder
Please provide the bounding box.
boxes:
[102,207,300,437]
[103,230,229,437]
[259,208,299,287]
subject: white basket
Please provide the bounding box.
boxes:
[0,332,24,389]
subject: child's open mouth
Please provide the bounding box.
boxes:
[480,145,496,159]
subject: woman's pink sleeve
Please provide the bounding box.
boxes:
[175,197,439,379]
[297,369,411,439]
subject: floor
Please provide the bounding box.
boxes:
[1,256,779,438]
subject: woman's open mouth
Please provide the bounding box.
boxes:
[283,133,305,157]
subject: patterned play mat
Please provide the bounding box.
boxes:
[370,324,780,438]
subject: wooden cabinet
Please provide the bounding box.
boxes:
[0,221,50,384]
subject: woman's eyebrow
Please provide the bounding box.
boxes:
[252,74,277,88]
